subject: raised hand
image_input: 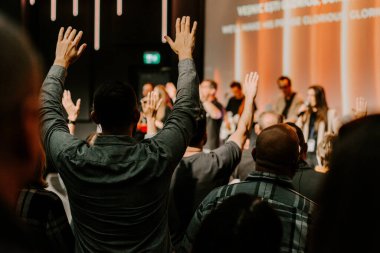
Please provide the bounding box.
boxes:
[164,16,197,60]
[243,72,259,102]
[54,26,87,68]
[141,91,163,120]
[62,90,81,122]
[353,96,367,119]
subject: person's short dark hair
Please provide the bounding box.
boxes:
[189,109,207,147]
[254,124,299,175]
[229,81,241,90]
[277,76,292,87]
[192,193,282,253]
[93,81,137,130]
[205,79,218,90]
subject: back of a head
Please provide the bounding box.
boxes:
[309,115,380,253]
[254,124,299,176]
[192,193,282,253]
[316,133,336,168]
[93,81,137,131]
[258,111,283,131]
[0,14,42,161]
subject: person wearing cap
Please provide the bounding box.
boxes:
[179,123,317,253]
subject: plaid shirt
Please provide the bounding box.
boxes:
[180,171,317,253]
[16,188,75,253]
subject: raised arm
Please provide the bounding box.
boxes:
[40,27,86,166]
[62,90,81,135]
[227,72,259,149]
[141,91,162,138]
[146,16,200,168]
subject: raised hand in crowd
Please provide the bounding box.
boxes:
[141,91,162,137]
[353,96,367,119]
[164,16,197,60]
[54,26,87,68]
[227,71,259,149]
[62,90,81,135]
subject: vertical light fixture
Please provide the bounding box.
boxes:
[94,0,101,50]
[161,0,168,43]
[117,0,122,16]
[73,0,79,16]
[51,0,56,21]
[30,0,35,5]
[340,1,349,115]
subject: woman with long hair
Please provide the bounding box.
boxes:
[296,85,341,168]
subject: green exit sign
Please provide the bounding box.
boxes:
[143,51,161,65]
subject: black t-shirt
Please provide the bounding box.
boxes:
[226,97,244,115]
[282,92,296,118]
[204,100,224,150]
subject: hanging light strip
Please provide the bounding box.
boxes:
[51,0,57,21]
[94,0,100,50]
[117,0,122,16]
[73,0,79,16]
[161,0,167,43]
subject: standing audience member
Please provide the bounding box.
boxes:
[141,82,154,98]
[230,110,283,182]
[0,13,48,252]
[308,115,379,253]
[169,72,259,249]
[16,149,75,253]
[296,85,341,168]
[287,122,325,203]
[192,193,282,253]
[180,124,317,253]
[40,17,199,252]
[274,76,304,122]
[199,79,224,151]
[220,81,245,141]
[153,84,174,129]
[135,82,155,140]
[165,81,177,104]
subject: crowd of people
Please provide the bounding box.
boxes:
[0,10,378,253]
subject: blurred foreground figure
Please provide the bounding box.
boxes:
[0,13,47,252]
[308,114,380,253]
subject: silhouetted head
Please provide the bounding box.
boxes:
[91,81,139,134]
[192,193,282,253]
[252,124,300,177]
